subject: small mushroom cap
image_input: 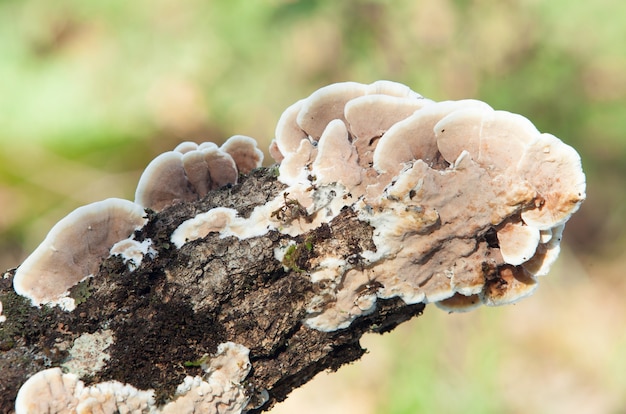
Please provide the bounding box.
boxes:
[373,100,491,176]
[135,151,193,211]
[173,141,199,154]
[204,147,238,190]
[522,224,565,276]
[519,133,586,229]
[15,368,79,413]
[344,94,431,143]
[296,81,368,140]
[277,138,317,186]
[366,80,423,98]
[16,368,156,413]
[497,222,541,266]
[268,139,284,163]
[220,135,264,174]
[13,198,147,307]
[435,107,538,170]
[198,142,219,151]
[312,119,361,187]
[274,99,308,158]
[181,150,211,196]
[135,142,242,211]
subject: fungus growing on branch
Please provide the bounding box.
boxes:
[262,80,585,330]
[14,342,253,414]
[135,136,263,211]
[169,80,584,331]
[4,80,585,412]
[12,198,147,310]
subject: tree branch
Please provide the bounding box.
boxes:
[0,168,424,412]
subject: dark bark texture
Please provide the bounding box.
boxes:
[0,168,425,412]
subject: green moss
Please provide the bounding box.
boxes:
[69,278,94,306]
[183,354,209,368]
[269,164,280,177]
[0,291,40,350]
[282,238,315,272]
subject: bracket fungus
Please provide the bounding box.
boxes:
[7,80,585,411]
[15,342,253,414]
[135,136,263,211]
[263,80,585,329]
[169,80,584,331]
[12,198,147,310]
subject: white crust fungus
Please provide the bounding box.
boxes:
[160,342,252,414]
[16,342,252,414]
[110,238,157,270]
[0,300,5,323]
[15,368,156,414]
[13,198,147,309]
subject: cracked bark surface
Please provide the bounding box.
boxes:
[0,167,425,413]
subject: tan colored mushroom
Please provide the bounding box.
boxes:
[518,133,586,229]
[522,224,565,276]
[312,119,362,187]
[15,368,80,414]
[435,107,540,172]
[221,135,264,174]
[15,368,155,414]
[497,221,541,266]
[135,141,241,211]
[344,94,431,166]
[135,151,193,211]
[372,100,490,177]
[296,81,368,140]
[365,79,423,98]
[173,141,201,154]
[272,99,307,160]
[204,147,239,190]
[13,198,147,308]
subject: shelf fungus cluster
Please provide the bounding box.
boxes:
[172,80,585,331]
[9,80,585,411]
[15,342,253,414]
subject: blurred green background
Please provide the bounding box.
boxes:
[1,0,624,413]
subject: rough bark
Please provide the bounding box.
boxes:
[0,167,425,413]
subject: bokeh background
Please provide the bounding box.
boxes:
[1,0,625,413]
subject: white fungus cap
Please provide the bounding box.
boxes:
[13,198,147,308]
[135,137,263,212]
